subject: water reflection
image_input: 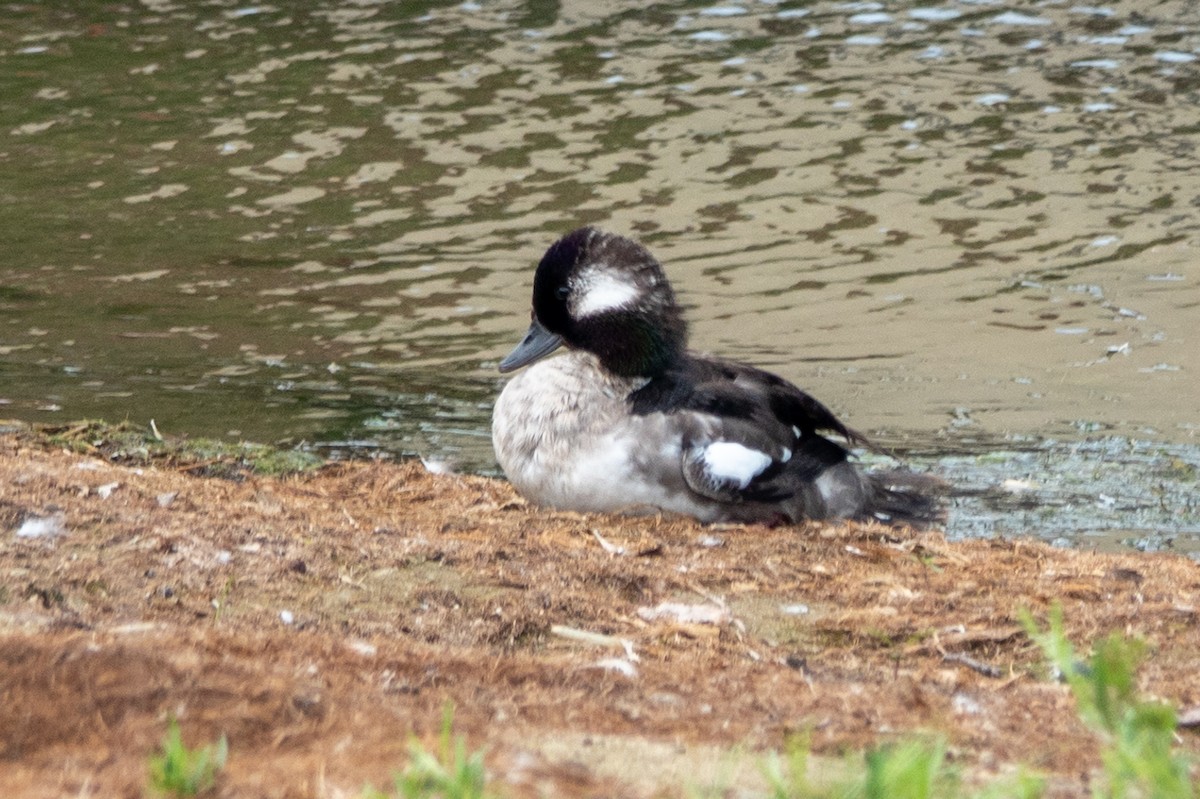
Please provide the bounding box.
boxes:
[2,0,1198,547]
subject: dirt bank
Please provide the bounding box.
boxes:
[1,427,1197,797]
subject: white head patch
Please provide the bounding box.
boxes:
[572,268,641,317]
[701,442,773,489]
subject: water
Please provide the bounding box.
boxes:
[2,0,1198,551]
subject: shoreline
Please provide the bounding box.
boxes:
[1,423,1198,796]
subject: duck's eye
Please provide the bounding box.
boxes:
[555,286,570,301]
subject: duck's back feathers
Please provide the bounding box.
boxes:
[628,352,939,526]
[629,355,867,446]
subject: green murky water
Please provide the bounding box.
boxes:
[2,0,1198,551]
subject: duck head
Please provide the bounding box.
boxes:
[500,227,688,378]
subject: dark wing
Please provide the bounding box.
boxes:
[721,359,869,446]
[629,354,868,444]
[629,354,864,506]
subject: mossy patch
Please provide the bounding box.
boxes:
[34,419,323,479]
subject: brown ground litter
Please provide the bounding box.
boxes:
[1,428,1198,797]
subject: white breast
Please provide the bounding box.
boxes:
[492,353,698,516]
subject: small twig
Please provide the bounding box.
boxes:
[550,624,639,661]
[549,623,625,647]
[684,580,728,609]
[942,651,1004,679]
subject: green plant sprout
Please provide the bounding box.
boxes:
[146,717,228,797]
[362,704,492,799]
[1022,603,1194,799]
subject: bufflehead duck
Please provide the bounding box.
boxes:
[492,227,941,527]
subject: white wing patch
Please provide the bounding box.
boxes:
[574,269,641,317]
[701,442,773,489]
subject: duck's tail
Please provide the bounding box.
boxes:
[862,470,947,530]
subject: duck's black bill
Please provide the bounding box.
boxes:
[499,318,563,373]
